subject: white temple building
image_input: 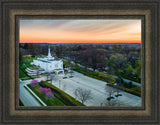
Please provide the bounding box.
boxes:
[31,45,64,75]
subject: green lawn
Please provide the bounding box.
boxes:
[19,56,43,79]
[28,84,65,106]
[21,77,32,81]
[22,57,37,69]
[19,99,24,106]
[19,69,27,78]
[20,56,41,70]
[19,68,35,80]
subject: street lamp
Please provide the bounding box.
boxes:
[59,79,61,88]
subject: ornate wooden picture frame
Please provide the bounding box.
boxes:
[0,0,159,124]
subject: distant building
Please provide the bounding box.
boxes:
[31,45,64,75]
[22,55,32,58]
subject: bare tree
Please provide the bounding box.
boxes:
[105,85,116,97]
[52,74,59,82]
[105,84,122,106]
[46,72,51,81]
[58,80,61,88]
[62,84,67,91]
[64,70,68,76]
[65,60,72,69]
[50,74,56,84]
[105,98,119,106]
[73,87,92,104]
[51,74,62,88]
[68,70,74,77]
[58,76,63,88]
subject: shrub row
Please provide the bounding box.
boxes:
[120,73,141,83]
[40,80,84,106]
[74,68,115,84]
[116,76,141,94]
[107,83,141,97]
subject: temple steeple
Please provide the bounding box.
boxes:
[47,45,52,58]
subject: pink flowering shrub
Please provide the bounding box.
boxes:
[30,79,39,87]
[45,91,54,100]
[38,87,46,93]
[39,87,54,100]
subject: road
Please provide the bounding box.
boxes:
[112,75,141,87]
[19,77,47,106]
[51,71,141,106]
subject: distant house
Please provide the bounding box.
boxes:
[23,55,32,58]
[127,52,141,60]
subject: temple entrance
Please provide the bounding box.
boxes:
[54,69,64,76]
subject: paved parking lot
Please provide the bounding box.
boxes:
[51,71,141,106]
[20,71,141,106]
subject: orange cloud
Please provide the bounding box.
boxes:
[20,19,141,43]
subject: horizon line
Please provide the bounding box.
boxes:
[20,42,141,44]
[20,41,141,44]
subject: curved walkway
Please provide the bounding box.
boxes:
[19,77,47,106]
[24,84,47,106]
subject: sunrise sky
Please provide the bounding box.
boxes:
[20,19,141,43]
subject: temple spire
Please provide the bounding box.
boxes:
[47,44,52,58]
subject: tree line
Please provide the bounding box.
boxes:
[20,43,141,81]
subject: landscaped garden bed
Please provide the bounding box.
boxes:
[73,67,116,84]
[120,73,141,83]
[107,83,141,97]
[40,80,85,106]
[27,79,84,106]
[27,84,65,106]
[19,68,29,78]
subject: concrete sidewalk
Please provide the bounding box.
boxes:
[19,77,47,106]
